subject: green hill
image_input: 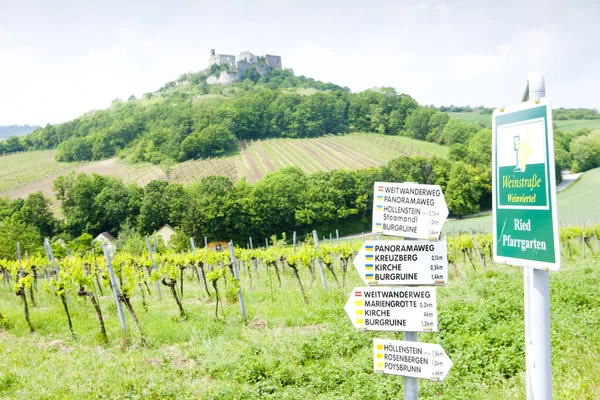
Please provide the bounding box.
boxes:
[2,68,432,165]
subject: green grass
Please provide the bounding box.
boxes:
[1,249,599,399]
[554,119,600,132]
[446,111,492,128]
[444,167,600,234]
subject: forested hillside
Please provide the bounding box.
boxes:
[0,68,454,163]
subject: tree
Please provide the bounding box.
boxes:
[63,174,106,236]
[296,170,359,227]
[570,130,600,172]
[250,168,306,237]
[442,119,480,146]
[138,180,171,234]
[404,107,436,139]
[165,184,188,228]
[54,171,77,216]
[465,128,492,166]
[554,148,572,183]
[425,111,450,143]
[180,124,236,159]
[244,67,261,84]
[94,178,131,235]
[183,176,234,241]
[0,216,42,259]
[18,192,57,237]
[169,227,190,252]
[56,137,93,162]
[445,161,482,217]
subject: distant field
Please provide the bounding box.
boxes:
[0,133,447,200]
[554,119,600,131]
[238,133,447,183]
[0,152,163,202]
[448,111,600,132]
[446,111,492,127]
[0,151,83,196]
[444,167,600,233]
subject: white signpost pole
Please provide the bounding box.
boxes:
[525,72,552,400]
[145,236,161,298]
[228,242,247,322]
[493,72,554,399]
[312,230,327,290]
[358,181,452,399]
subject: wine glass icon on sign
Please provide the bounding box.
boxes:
[513,130,531,173]
[513,135,522,172]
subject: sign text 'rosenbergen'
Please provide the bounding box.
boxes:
[353,240,447,286]
[372,182,448,240]
[344,286,438,332]
[373,338,453,381]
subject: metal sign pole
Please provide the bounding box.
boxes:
[190,238,205,287]
[293,232,296,254]
[44,239,60,276]
[523,71,552,400]
[145,236,161,297]
[403,332,419,400]
[312,230,327,290]
[103,243,127,333]
[228,242,247,321]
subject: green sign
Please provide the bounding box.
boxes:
[492,99,560,271]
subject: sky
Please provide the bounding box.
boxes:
[1,0,598,126]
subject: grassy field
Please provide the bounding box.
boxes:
[448,111,600,132]
[554,119,600,131]
[444,167,600,234]
[446,111,492,127]
[0,133,448,200]
[0,246,598,399]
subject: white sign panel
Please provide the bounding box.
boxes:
[373,338,453,381]
[344,287,437,332]
[372,182,448,240]
[353,240,448,286]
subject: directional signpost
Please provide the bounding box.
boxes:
[345,181,453,399]
[344,287,438,332]
[373,339,453,381]
[353,240,448,286]
[372,182,449,240]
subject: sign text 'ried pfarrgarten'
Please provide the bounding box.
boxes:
[372,182,448,240]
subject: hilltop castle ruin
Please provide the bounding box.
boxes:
[207,49,282,84]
